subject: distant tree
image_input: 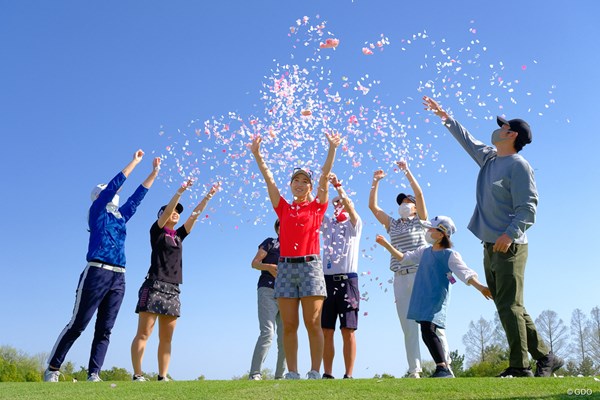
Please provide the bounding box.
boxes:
[587,306,600,365]
[576,357,597,376]
[0,345,43,382]
[535,310,569,358]
[373,372,395,379]
[101,366,132,381]
[492,312,508,350]
[462,345,510,377]
[196,374,206,380]
[462,316,494,365]
[571,308,590,363]
[448,350,465,377]
[232,368,274,380]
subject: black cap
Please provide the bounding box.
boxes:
[497,116,532,146]
[396,193,416,205]
[157,203,184,218]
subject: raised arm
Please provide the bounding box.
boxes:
[422,96,450,121]
[329,173,359,227]
[369,170,391,230]
[122,149,145,178]
[317,131,341,204]
[397,160,428,220]
[183,183,219,234]
[250,136,281,208]
[375,234,405,261]
[141,157,161,189]
[158,178,193,228]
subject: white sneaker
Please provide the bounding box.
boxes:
[158,375,171,382]
[284,371,301,380]
[306,370,321,380]
[87,373,102,382]
[133,375,148,382]
[44,368,61,382]
[408,372,421,379]
[249,373,261,380]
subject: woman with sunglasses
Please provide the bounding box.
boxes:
[130,179,218,382]
[376,216,492,378]
[250,131,341,380]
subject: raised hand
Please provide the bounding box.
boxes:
[372,169,386,182]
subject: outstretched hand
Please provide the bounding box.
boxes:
[134,149,145,162]
[372,169,386,182]
[375,234,388,246]
[250,135,262,155]
[152,157,161,171]
[422,96,448,119]
[328,172,340,187]
[325,130,342,149]
[396,160,408,172]
[207,182,220,199]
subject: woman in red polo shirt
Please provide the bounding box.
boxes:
[250,131,341,380]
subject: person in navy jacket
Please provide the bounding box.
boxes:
[44,150,160,382]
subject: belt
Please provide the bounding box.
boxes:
[397,267,418,275]
[88,261,126,273]
[279,255,318,263]
[325,273,358,281]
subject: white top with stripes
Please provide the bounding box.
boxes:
[387,216,427,272]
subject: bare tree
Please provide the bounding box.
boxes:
[462,316,494,365]
[570,308,589,363]
[492,311,508,350]
[535,310,569,358]
[587,306,600,365]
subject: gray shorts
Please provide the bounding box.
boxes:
[274,255,326,299]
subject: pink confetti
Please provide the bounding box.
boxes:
[362,47,373,55]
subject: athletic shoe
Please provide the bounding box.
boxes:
[43,368,61,382]
[249,373,262,381]
[132,375,148,382]
[496,367,534,378]
[431,366,454,378]
[343,374,353,379]
[535,352,564,377]
[407,372,421,379]
[158,375,171,382]
[322,373,335,379]
[87,373,102,382]
[284,371,301,380]
[306,370,321,380]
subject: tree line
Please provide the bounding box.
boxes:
[2,306,598,381]
[459,306,600,377]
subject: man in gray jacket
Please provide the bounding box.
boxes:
[423,96,563,378]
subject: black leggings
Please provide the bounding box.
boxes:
[419,321,446,364]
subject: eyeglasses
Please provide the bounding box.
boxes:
[292,167,313,180]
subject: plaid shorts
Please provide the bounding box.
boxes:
[135,279,181,317]
[274,255,326,299]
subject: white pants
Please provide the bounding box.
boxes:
[393,271,451,374]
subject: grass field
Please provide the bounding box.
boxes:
[1,377,598,400]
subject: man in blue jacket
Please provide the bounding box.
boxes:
[44,150,160,382]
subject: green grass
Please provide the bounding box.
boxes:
[1,377,598,400]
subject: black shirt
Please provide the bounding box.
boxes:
[146,221,189,284]
[257,237,279,289]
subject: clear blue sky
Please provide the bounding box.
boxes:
[1,1,599,380]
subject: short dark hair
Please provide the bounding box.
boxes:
[274,219,280,233]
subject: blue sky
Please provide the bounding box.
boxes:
[1,1,599,380]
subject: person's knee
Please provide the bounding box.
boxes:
[341,328,355,341]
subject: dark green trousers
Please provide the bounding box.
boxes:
[483,243,548,368]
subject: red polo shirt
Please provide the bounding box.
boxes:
[275,197,327,257]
